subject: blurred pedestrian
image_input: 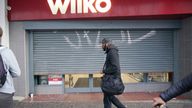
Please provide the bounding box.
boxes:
[0,27,21,108]
[153,73,192,107]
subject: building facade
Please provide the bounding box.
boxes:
[1,0,192,97]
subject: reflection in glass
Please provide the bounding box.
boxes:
[121,72,172,84]
[65,74,89,88]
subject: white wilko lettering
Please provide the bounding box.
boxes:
[47,0,111,15]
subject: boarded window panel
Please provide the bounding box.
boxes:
[33,30,173,74]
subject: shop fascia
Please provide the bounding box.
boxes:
[47,0,111,15]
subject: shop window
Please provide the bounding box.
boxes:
[34,75,63,85]
[35,75,48,85]
[121,72,172,84]
[64,74,89,88]
[147,72,172,82]
[34,72,172,87]
[93,73,102,87]
[121,73,144,83]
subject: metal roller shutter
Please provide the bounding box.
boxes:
[33,29,173,74]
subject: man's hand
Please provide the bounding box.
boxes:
[153,97,166,108]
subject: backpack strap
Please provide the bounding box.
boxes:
[0,47,7,88]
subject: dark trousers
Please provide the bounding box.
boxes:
[0,92,14,108]
[103,93,126,108]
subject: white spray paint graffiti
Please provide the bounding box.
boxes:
[120,30,132,44]
[64,31,82,49]
[116,30,156,44]
[64,30,156,48]
[83,31,92,45]
[132,30,156,42]
[127,30,132,44]
[95,30,101,48]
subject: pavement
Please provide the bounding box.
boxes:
[13,92,192,108]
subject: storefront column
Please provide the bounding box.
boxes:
[174,17,192,98]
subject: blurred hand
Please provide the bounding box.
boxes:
[153,97,166,108]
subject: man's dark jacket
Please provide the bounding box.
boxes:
[103,44,121,77]
[160,73,192,102]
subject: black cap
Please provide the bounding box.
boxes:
[101,38,111,44]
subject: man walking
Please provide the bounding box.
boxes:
[101,38,126,108]
[0,27,21,108]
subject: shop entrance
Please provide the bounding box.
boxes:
[31,29,173,94]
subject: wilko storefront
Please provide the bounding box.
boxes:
[7,0,192,96]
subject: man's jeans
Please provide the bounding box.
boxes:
[104,93,126,108]
[0,92,14,108]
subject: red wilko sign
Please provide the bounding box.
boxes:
[8,0,192,21]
